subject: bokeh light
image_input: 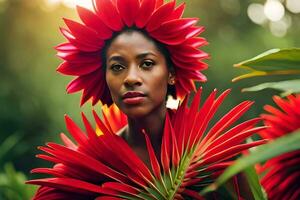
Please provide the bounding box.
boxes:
[45,0,93,9]
[286,0,300,13]
[247,3,267,25]
[264,0,285,22]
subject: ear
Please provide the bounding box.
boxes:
[168,72,176,85]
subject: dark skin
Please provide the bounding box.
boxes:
[105,31,175,166]
[105,30,254,199]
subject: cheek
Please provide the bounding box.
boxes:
[105,73,119,100]
[149,70,169,97]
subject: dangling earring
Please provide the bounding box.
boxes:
[168,77,176,85]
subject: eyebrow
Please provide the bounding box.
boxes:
[136,52,157,59]
[107,56,122,63]
[107,52,157,62]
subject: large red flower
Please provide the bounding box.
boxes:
[259,94,300,200]
[56,0,209,106]
[27,88,266,199]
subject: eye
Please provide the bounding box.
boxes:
[110,64,125,72]
[141,60,154,69]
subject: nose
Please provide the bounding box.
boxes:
[124,66,142,87]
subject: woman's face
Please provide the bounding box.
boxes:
[105,31,171,118]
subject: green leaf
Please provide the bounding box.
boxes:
[233,48,300,82]
[200,129,300,194]
[0,163,37,200]
[241,79,300,96]
[244,166,266,200]
[0,133,22,162]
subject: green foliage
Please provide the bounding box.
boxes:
[233,48,300,95]
[201,129,300,195]
[0,134,36,199]
[0,134,21,162]
[233,48,300,82]
[0,163,36,200]
[241,79,300,96]
[243,166,267,200]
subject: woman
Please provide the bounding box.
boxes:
[105,28,176,164]
[27,0,265,199]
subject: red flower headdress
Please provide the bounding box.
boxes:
[259,94,300,200]
[56,0,209,106]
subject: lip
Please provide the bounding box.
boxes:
[122,91,146,104]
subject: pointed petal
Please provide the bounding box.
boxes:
[135,0,156,28]
[155,0,164,8]
[60,133,77,149]
[55,42,78,52]
[142,130,161,179]
[64,115,88,146]
[27,177,113,195]
[76,6,113,39]
[60,28,102,52]
[169,3,185,20]
[57,61,101,76]
[94,0,124,31]
[63,18,104,46]
[56,51,101,64]
[117,0,140,26]
[146,1,175,32]
[102,182,139,196]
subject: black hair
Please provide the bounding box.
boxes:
[101,27,176,99]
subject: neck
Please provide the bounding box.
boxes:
[125,106,167,149]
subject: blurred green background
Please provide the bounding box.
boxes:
[0,0,299,198]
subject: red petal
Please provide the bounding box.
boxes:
[45,142,128,183]
[92,111,153,185]
[176,68,207,81]
[63,18,104,46]
[183,189,205,200]
[155,0,164,8]
[57,51,101,64]
[31,168,64,178]
[66,69,102,96]
[151,18,197,35]
[204,118,261,152]
[60,28,102,52]
[76,6,113,39]
[94,0,124,31]
[64,115,88,146]
[201,140,267,165]
[161,114,171,173]
[168,114,180,167]
[55,42,78,52]
[184,37,208,48]
[146,1,175,32]
[60,133,77,149]
[168,3,185,20]
[186,89,218,150]
[36,154,61,164]
[117,0,140,26]
[135,0,156,28]
[173,95,188,156]
[102,182,139,196]
[143,130,161,179]
[201,101,254,147]
[27,177,113,195]
[96,197,123,200]
[204,126,267,158]
[169,45,209,59]
[57,61,101,76]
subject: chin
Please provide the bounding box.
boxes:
[122,106,150,119]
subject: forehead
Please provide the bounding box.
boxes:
[106,31,162,57]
